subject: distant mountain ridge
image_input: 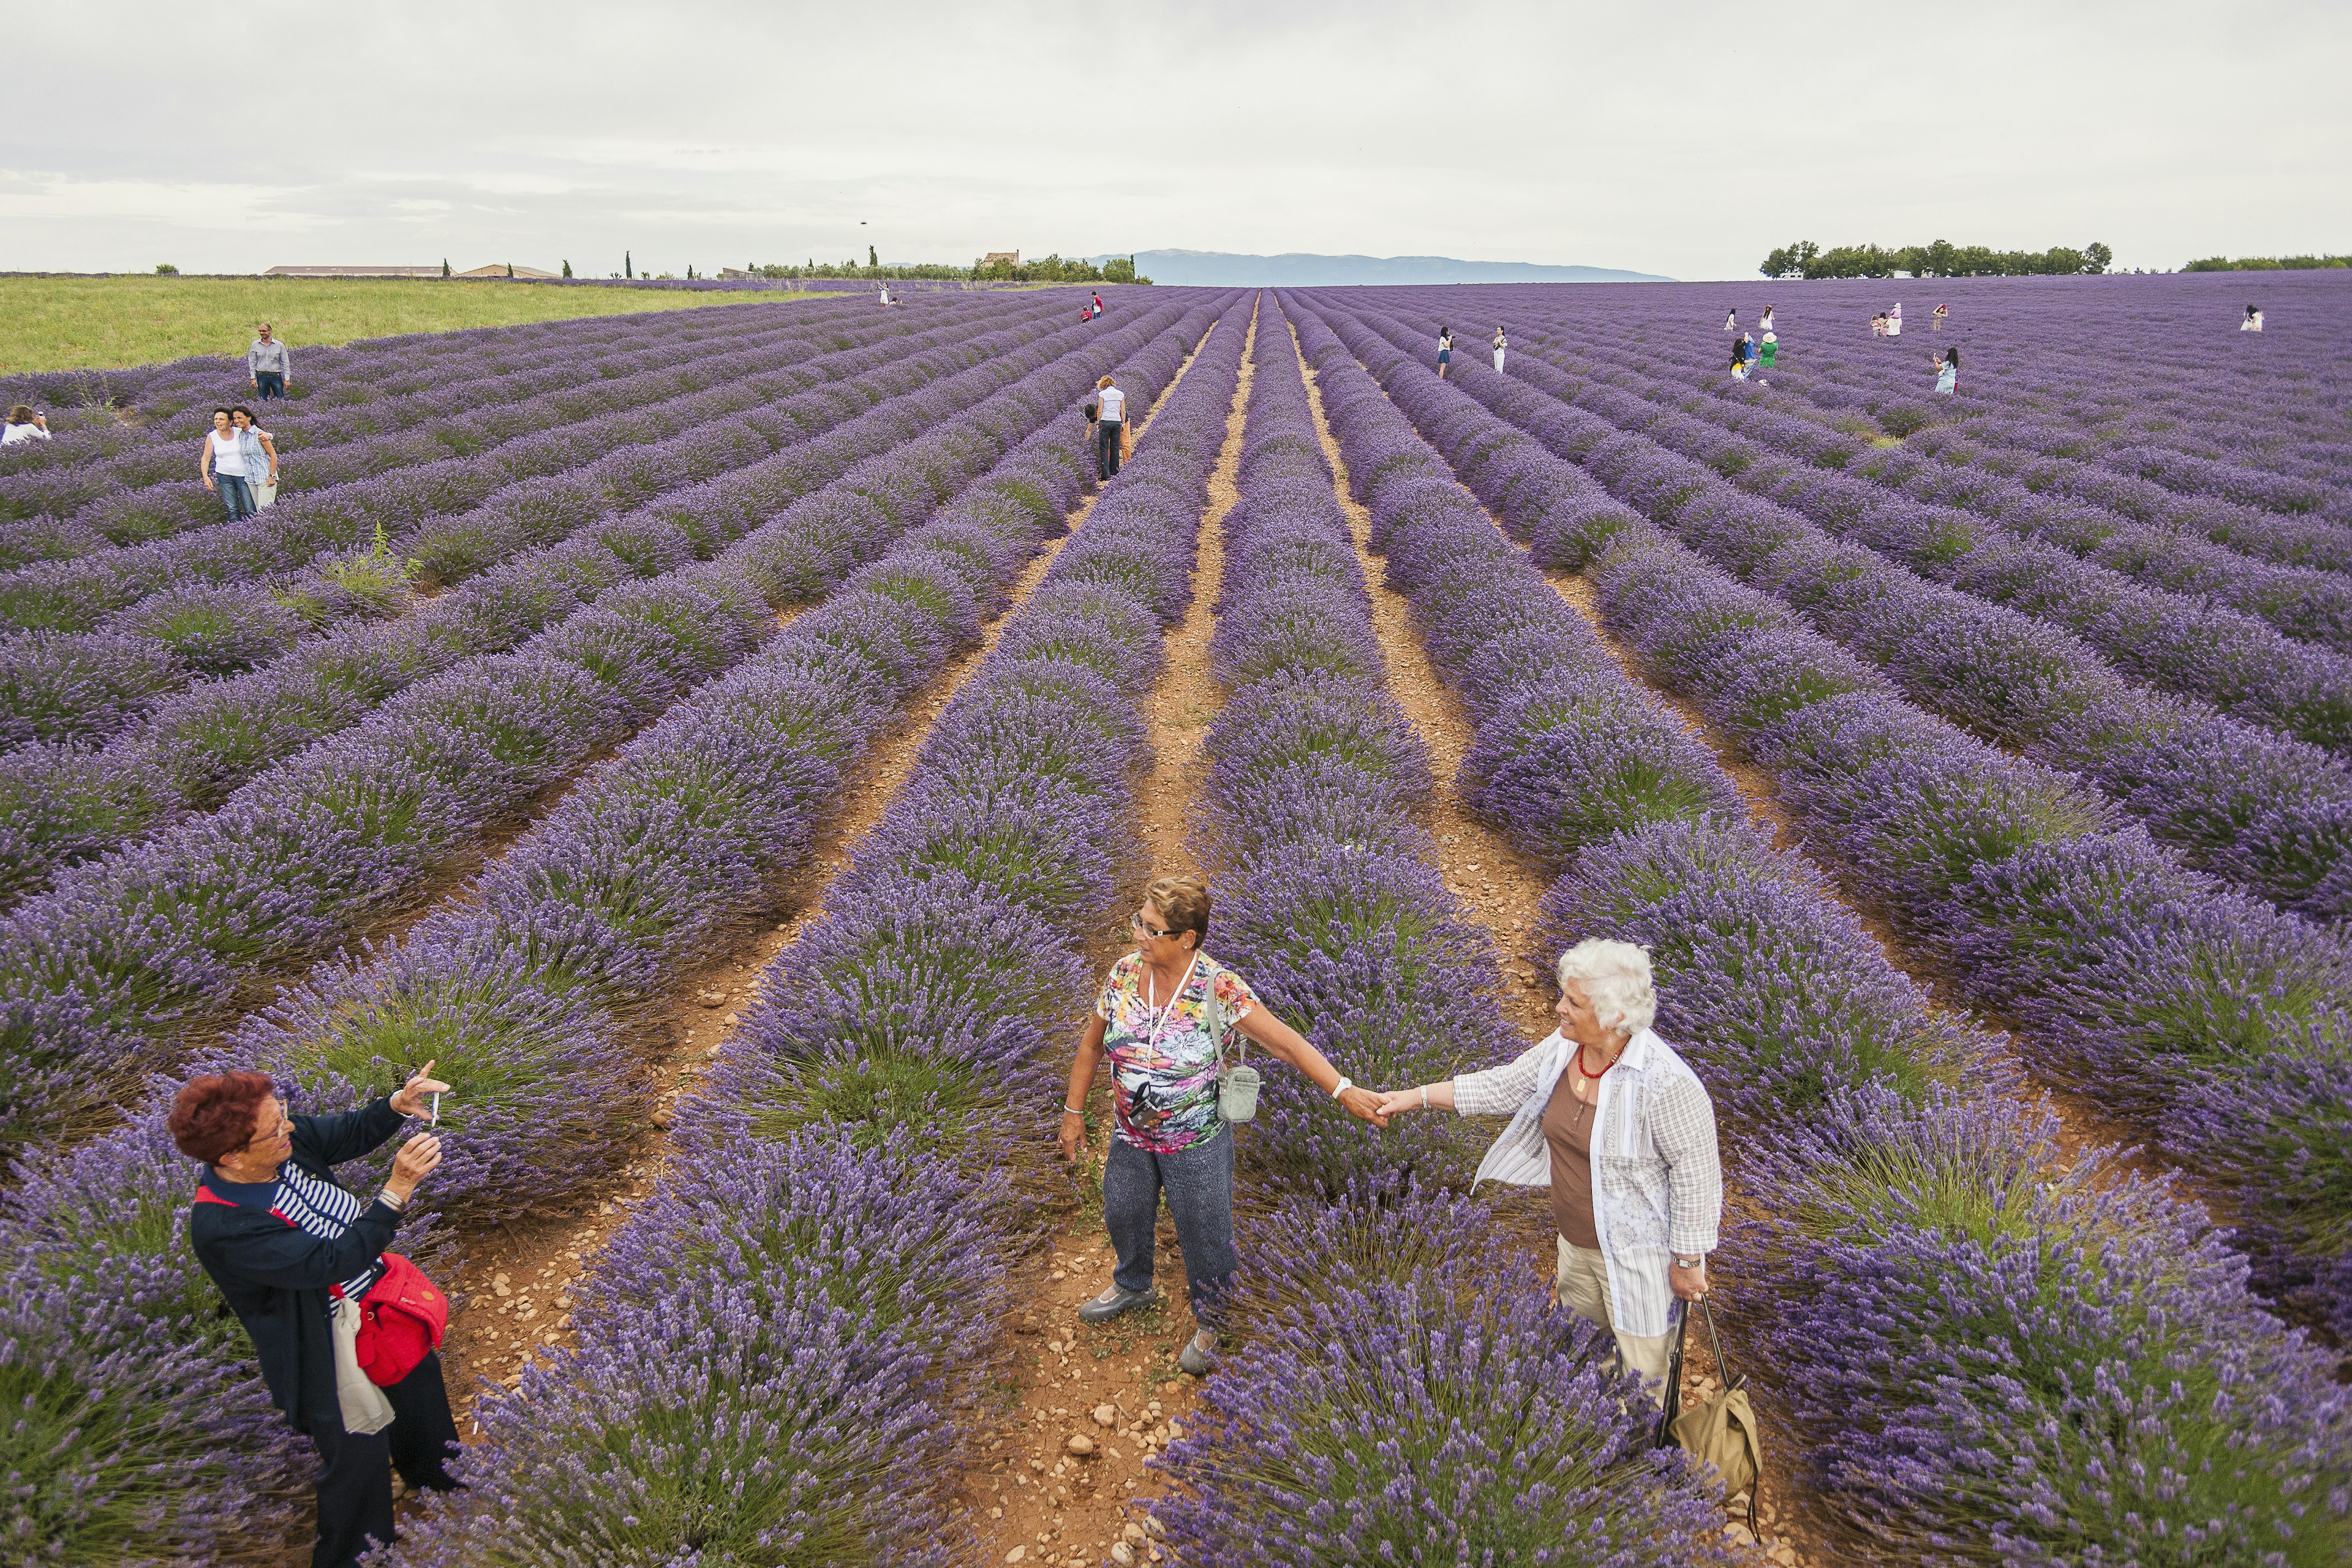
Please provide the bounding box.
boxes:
[1088,249,1672,286]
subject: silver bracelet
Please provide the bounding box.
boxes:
[379,1188,407,1212]
[1063,1104,1085,1118]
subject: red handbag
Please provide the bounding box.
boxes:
[352,1253,448,1387]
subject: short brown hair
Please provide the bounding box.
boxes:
[6,406,34,425]
[168,1071,276,1164]
[1143,874,1210,946]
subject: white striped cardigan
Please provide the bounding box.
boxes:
[1454,1028,1722,1338]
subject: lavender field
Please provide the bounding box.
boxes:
[2,276,2347,1568]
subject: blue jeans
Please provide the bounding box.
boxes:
[1104,1128,1236,1324]
[216,473,258,519]
[254,371,285,399]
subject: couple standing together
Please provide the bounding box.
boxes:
[1058,875,1721,1398]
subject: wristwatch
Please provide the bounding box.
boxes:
[1330,1076,1354,1099]
[1673,1254,1705,1270]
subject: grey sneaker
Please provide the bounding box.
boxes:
[1076,1283,1159,1324]
[1178,1328,1218,1376]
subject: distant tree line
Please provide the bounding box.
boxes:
[1760,239,2112,279]
[739,254,1150,284]
[2182,254,2350,271]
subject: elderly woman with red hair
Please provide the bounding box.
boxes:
[173,1062,456,1568]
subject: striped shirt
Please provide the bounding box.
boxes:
[1454,1028,1721,1337]
[202,1162,383,1302]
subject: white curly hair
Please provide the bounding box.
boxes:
[1556,938,1657,1039]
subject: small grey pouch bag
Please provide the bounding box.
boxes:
[1204,970,1260,1124]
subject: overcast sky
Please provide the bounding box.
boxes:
[4,0,2345,281]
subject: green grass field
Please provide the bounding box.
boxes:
[0,276,827,374]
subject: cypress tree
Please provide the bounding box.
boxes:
[562,260,572,277]
[625,251,633,279]
[440,258,450,277]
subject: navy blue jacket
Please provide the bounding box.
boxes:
[187,1098,407,1434]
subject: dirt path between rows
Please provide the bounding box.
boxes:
[428,320,1227,1451]
[1293,322,1797,1568]
[968,300,1257,1568]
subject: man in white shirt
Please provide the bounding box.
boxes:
[1093,375,1128,478]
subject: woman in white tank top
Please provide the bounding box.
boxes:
[201,407,260,520]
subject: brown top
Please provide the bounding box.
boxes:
[1541,1066,1600,1249]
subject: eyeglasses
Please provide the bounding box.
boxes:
[1129,913,1178,940]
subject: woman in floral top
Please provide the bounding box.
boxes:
[1058,874,1389,1374]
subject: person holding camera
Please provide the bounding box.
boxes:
[1057,874,1389,1374]
[175,1063,459,1568]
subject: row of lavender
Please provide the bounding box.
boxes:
[1544,309,2352,564]
[1345,300,2352,927]
[0,296,1190,1156]
[1705,282,2352,513]
[1156,302,1731,1564]
[1428,274,2352,504]
[1289,295,2352,1565]
[0,293,852,485]
[386,296,1253,1566]
[0,300,1101,908]
[1,296,1075,750]
[1362,295,2352,754]
[1543,325,2352,643]
[0,301,865,540]
[0,296,1233,1567]
[1311,293,2352,1335]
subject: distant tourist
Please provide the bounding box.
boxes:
[876,284,894,305]
[1871,311,1887,338]
[1724,308,1737,331]
[1887,302,1902,336]
[1935,347,1959,394]
[1760,330,1777,370]
[1492,326,1507,373]
[1093,290,1106,317]
[2,405,50,445]
[2243,304,2264,332]
[1759,304,1774,335]
[231,407,280,503]
[248,323,291,399]
[202,407,262,520]
[1932,303,1948,331]
[1730,344,1750,381]
[1437,326,1454,379]
[1091,375,1128,478]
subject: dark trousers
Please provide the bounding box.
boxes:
[309,1352,462,1568]
[254,371,286,399]
[1095,419,1124,479]
[216,473,258,520]
[1104,1129,1237,1325]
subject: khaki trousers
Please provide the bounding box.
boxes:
[1556,1238,1674,1405]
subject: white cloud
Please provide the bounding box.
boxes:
[4,0,2345,278]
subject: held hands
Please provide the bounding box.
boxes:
[1371,1087,1425,1119]
[1336,1085,1390,1128]
[388,1060,452,1121]
[386,1133,442,1202]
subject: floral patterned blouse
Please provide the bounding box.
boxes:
[1095,952,1258,1153]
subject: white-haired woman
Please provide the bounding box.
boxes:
[1374,938,1721,1403]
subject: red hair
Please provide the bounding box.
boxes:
[168,1071,276,1164]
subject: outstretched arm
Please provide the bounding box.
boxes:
[1231,1007,1387,1126]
